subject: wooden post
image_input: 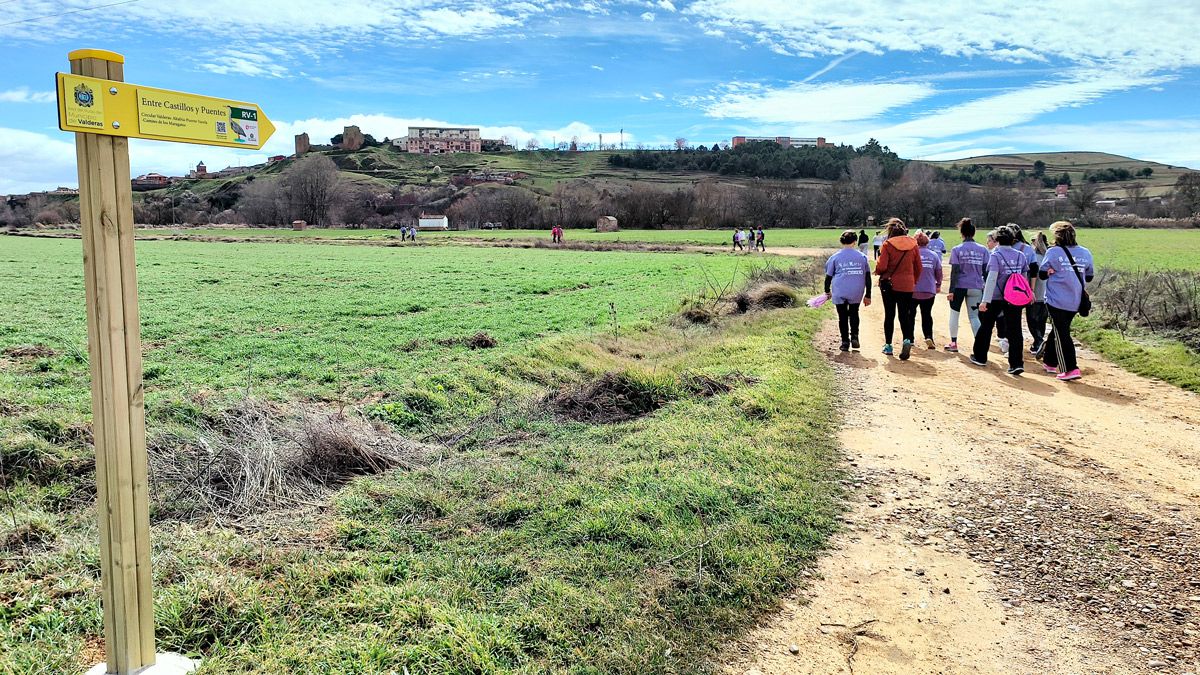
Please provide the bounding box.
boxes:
[70,48,156,675]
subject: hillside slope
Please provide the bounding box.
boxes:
[152,148,1194,204]
[926,151,1191,197]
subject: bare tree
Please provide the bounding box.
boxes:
[525,138,540,151]
[1124,181,1147,215]
[674,137,688,151]
[846,156,883,221]
[979,180,1020,227]
[894,162,938,228]
[818,180,851,228]
[1068,182,1102,221]
[238,176,286,225]
[281,155,340,226]
[1171,172,1200,216]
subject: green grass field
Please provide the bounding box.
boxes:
[119,227,1200,270]
[126,226,843,249]
[0,237,841,674]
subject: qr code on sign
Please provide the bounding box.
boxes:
[215,121,227,134]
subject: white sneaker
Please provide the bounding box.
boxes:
[999,338,1010,355]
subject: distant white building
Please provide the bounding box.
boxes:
[391,137,408,151]
[418,214,449,231]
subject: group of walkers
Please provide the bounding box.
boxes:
[824,216,1094,381]
[398,225,418,241]
[732,227,766,252]
[551,225,565,243]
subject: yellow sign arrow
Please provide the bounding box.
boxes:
[56,72,275,150]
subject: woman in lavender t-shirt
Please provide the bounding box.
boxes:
[1038,221,1094,381]
[913,232,943,349]
[824,230,873,351]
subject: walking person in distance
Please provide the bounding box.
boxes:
[928,231,947,257]
[874,217,923,360]
[858,228,869,255]
[1039,221,1094,381]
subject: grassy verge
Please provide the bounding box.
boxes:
[1075,318,1200,392]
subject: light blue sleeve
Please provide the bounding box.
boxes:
[982,270,998,302]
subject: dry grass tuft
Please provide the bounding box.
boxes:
[2,344,57,358]
[437,332,498,349]
[549,372,674,424]
[749,282,800,309]
[149,400,430,520]
[679,304,718,324]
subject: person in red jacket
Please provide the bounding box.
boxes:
[873,217,923,360]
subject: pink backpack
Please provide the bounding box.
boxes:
[1001,251,1034,306]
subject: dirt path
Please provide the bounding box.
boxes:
[722,287,1200,674]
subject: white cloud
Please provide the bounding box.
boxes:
[412,7,519,36]
[874,72,1172,140]
[658,0,677,11]
[703,81,936,124]
[685,1,1200,72]
[591,65,605,71]
[0,127,78,194]
[946,120,1200,169]
[199,52,289,78]
[652,92,665,99]
[0,88,56,104]
[640,12,655,21]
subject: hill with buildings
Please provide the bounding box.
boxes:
[5,127,1197,231]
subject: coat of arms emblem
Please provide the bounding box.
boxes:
[74,82,95,108]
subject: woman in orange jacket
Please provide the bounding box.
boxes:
[874,217,924,360]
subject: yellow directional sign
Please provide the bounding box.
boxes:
[56,72,275,150]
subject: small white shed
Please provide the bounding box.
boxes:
[418,214,450,231]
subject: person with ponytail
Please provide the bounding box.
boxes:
[944,217,987,352]
[1038,221,1094,381]
[873,217,923,360]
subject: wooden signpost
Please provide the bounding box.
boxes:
[58,49,274,675]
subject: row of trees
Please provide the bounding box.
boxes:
[5,154,1199,231]
[608,139,907,182]
[446,165,1200,231]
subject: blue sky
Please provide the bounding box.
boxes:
[2,0,1199,193]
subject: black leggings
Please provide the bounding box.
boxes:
[1026,301,1048,346]
[881,288,916,345]
[917,297,936,340]
[1044,306,1078,372]
[835,302,861,342]
[972,299,1023,368]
